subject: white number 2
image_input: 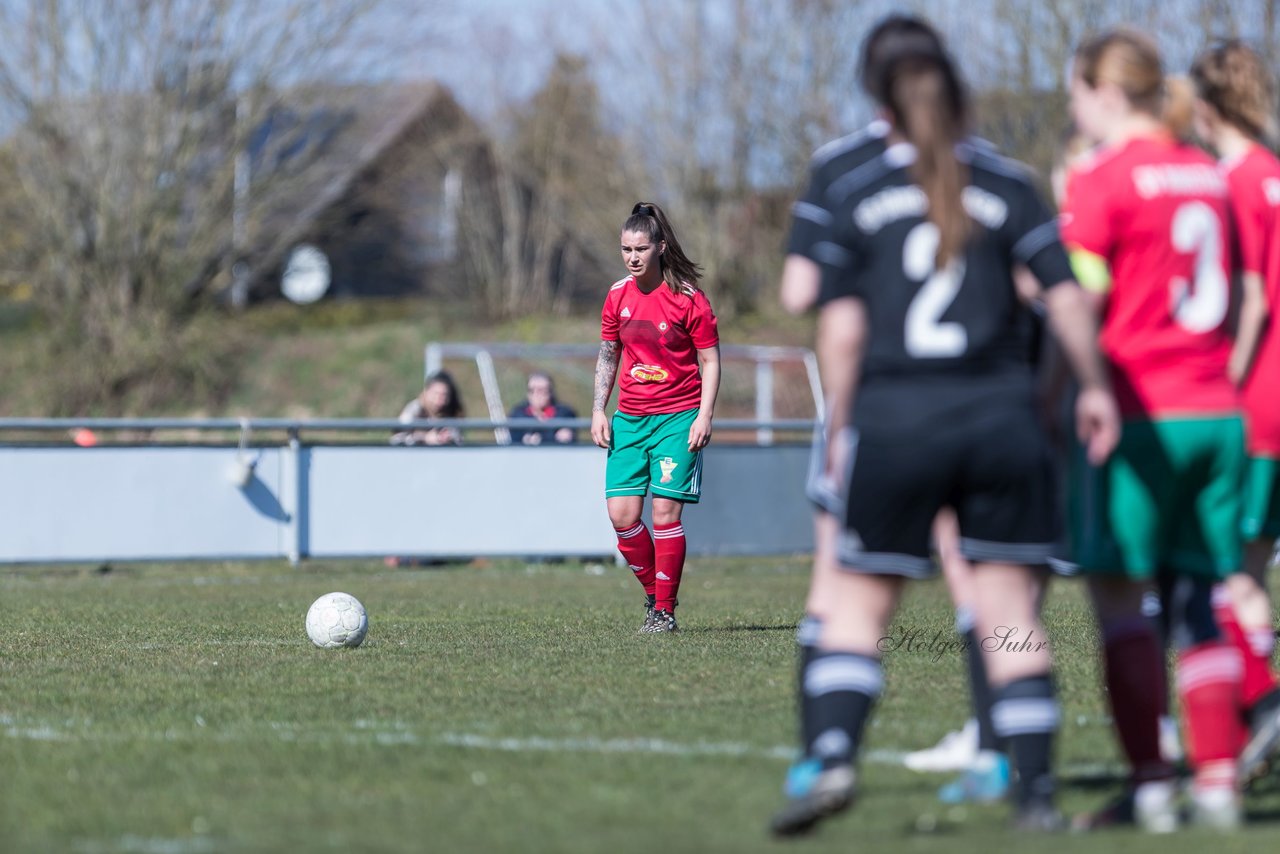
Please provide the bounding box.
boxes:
[903,222,967,358]
[1169,201,1228,333]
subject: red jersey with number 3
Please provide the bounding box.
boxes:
[1061,134,1237,418]
[601,276,719,416]
[1225,144,1280,455]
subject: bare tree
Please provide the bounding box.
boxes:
[0,0,438,412]
[591,0,871,317]
[933,0,1280,178]
[454,44,632,318]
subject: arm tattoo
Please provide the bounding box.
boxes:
[593,340,620,411]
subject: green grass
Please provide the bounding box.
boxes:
[4,558,1280,853]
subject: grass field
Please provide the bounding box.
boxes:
[4,557,1280,853]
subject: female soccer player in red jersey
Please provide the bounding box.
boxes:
[769,14,1118,836]
[1064,29,1248,830]
[1191,39,1280,786]
[591,202,720,634]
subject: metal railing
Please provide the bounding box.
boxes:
[424,341,823,446]
[0,417,818,447]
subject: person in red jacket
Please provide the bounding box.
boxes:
[1063,29,1248,830]
[1191,38,1280,788]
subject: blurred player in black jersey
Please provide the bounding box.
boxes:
[782,19,1011,808]
[769,15,1120,836]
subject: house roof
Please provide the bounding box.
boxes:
[246,80,467,285]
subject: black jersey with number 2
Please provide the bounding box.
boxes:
[816,141,1072,403]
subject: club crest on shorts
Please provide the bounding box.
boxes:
[629,364,670,383]
[659,457,679,483]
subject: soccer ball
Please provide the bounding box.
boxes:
[305,592,369,649]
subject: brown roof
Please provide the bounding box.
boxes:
[246,80,464,281]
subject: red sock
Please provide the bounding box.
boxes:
[614,522,656,596]
[653,522,686,612]
[1101,618,1172,783]
[1177,641,1244,786]
[1213,587,1278,709]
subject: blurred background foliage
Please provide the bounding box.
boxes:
[0,0,1268,415]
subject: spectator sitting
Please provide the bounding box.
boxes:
[392,371,464,446]
[508,371,578,445]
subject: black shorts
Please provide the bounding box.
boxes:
[837,402,1060,578]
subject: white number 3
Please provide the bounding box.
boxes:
[1169,201,1228,333]
[904,222,967,358]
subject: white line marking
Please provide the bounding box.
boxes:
[1,714,1119,776]
[439,732,798,760]
[73,836,220,854]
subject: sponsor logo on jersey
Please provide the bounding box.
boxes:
[629,364,669,383]
[854,185,926,233]
[621,306,632,317]
[961,186,1008,228]
[1131,163,1226,199]
[659,457,679,483]
[658,321,668,331]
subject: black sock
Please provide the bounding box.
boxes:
[991,673,1058,808]
[964,627,999,752]
[796,615,823,750]
[802,650,883,770]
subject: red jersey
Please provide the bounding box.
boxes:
[1062,135,1237,418]
[1224,143,1280,455]
[600,276,719,416]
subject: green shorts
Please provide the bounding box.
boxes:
[1072,416,1244,581]
[1242,455,1280,541]
[605,408,703,503]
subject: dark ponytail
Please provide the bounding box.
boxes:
[862,16,970,267]
[622,202,702,296]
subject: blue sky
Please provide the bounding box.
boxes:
[383,0,610,119]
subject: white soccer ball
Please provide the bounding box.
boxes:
[305,592,369,649]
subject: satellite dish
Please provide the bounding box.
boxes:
[281,244,331,304]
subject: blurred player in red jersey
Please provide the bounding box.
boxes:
[1064,29,1248,831]
[1054,131,1187,769]
[591,202,720,634]
[769,14,1118,836]
[1191,40,1280,786]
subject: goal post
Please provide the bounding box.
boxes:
[424,341,822,446]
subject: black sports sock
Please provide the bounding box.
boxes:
[991,673,1058,808]
[802,650,883,770]
[964,627,1000,752]
[796,615,823,749]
